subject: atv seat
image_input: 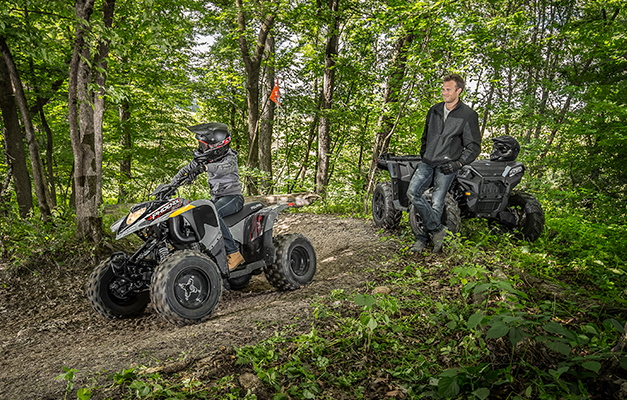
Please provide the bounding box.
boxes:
[223,201,264,227]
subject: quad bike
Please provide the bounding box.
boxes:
[372,136,544,242]
[86,177,317,326]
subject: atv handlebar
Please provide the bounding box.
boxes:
[377,153,422,162]
[151,164,207,200]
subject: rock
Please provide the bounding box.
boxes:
[372,286,391,295]
[238,372,268,399]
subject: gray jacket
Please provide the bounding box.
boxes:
[170,149,243,198]
[420,100,482,166]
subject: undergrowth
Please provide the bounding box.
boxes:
[59,221,627,400]
[0,207,89,272]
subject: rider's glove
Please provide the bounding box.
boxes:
[182,164,206,184]
[440,161,462,175]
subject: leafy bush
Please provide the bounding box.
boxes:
[0,209,83,271]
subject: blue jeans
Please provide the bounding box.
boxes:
[212,194,244,254]
[407,162,457,243]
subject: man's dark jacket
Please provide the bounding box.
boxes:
[420,100,482,166]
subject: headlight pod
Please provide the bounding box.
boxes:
[125,206,147,225]
[508,166,524,177]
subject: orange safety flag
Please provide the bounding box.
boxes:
[270,79,281,106]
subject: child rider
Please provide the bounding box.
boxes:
[169,122,245,271]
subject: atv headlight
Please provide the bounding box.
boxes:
[458,167,472,179]
[508,166,524,177]
[125,206,147,225]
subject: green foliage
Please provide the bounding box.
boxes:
[55,367,92,400]
[3,0,627,222]
[0,209,83,271]
[304,190,369,216]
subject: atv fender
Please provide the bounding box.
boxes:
[168,200,228,274]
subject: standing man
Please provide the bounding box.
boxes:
[407,74,481,253]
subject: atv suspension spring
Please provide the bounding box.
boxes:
[157,245,170,262]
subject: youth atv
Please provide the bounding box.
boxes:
[86,179,317,326]
[372,135,544,242]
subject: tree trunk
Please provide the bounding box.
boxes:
[68,0,114,241]
[295,115,319,192]
[38,100,57,207]
[235,0,274,195]
[315,0,340,195]
[0,35,51,220]
[364,33,414,200]
[481,84,494,136]
[0,56,32,217]
[259,34,275,194]
[118,100,132,203]
[93,0,115,209]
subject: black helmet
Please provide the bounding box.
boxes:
[490,135,520,162]
[189,122,231,162]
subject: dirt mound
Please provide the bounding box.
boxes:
[0,213,400,399]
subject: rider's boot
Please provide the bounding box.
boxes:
[227,251,245,271]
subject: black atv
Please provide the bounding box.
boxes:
[87,180,317,326]
[372,136,544,242]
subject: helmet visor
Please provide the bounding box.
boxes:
[198,135,231,152]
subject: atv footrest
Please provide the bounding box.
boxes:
[228,260,265,279]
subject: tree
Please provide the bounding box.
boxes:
[365,33,414,198]
[68,0,115,241]
[0,35,52,220]
[259,34,277,194]
[315,0,340,195]
[235,0,275,195]
[0,56,32,217]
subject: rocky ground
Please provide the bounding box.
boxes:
[0,213,402,399]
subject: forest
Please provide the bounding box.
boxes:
[1,0,627,399]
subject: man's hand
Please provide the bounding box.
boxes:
[441,161,462,175]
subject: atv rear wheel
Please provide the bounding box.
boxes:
[265,234,316,291]
[490,191,544,242]
[408,192,461,238]
[86,258,150,319]
[150,250,222,325]
[372,182,402,229]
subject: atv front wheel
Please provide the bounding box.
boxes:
[372,182,402,229]
[491,191,544,242]
[86,258,150,319]
[409,192,461,238]
[265,234,316,291]
[150,251,222,325]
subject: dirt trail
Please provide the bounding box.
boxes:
[0,213,400,399]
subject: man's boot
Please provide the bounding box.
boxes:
[431,228,448,253]
[227,251,245,271]
[410,240,427,253]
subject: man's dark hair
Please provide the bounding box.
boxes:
[443,74,465,92]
